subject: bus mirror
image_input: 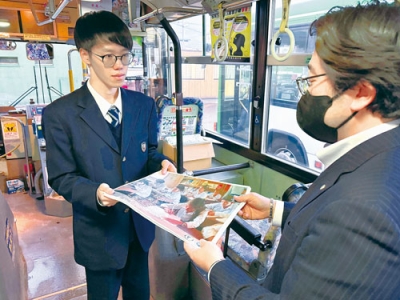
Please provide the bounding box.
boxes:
[26,43,54,60]
[0,40,17,50]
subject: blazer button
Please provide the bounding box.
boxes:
[124,208,130,213]
[122,157,126,162]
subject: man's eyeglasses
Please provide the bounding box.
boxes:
[91,52,134,68]
[295,73,326,95]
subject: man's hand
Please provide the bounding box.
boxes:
[161,159,177,174]
[235,192,272,220]
[184,239,224,272]
[97,183,118,207]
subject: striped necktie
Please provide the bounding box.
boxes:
[107,105,120,127]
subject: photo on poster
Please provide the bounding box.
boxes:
[104,171,251,244]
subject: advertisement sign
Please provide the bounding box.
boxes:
[211,5,252,62]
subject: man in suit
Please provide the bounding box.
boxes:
[184,2,400,299]
[42,11,176,300]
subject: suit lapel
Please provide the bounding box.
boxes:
[78,86,120,153]
[121,89,141,157]
[288,126,400,219]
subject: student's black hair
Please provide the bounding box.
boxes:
[74,10,133,51]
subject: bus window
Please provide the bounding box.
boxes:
[266,65,326,172]
[171,15,206,57]
[167,5,256,146]
[263,0,369,173]
[171,63,252,145]
[0,42,81,106]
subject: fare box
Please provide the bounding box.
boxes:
[162,134,220,171]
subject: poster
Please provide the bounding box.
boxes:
[1,121,19,140]
[81,0,113,15]
[112,0,130,25]
[158,105,199,139]
[104,171,250,244]
[211,5,252,62]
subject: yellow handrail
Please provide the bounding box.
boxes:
[270,0,295,62]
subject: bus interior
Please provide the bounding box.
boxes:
[0,0,392,299]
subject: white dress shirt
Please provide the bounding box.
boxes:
[272,119,400,226]
[87,80,123,124]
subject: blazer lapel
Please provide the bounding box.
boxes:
[289,126,400,219]
[121,89,141,157]
[78,87,120,153]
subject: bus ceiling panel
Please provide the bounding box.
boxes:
[141,0,255,11]
[137,0,256,24]
[267,54,311,66]
[0,0,77,8]
[135,6,206,25]
[141,0,204,10]
[29,0,72,26]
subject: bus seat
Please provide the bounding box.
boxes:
[148,228,191,300]
[155,96,204,138]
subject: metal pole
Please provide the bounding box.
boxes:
[142,41,148,96]
[67,48,78,92]
[158,14,184,173]
[38,61,45,103]
[34,66,39,102]
[10,87,36,107]
[191,162,250,177]
[45,67,52,102]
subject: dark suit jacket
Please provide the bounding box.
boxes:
[211,126,400,299]
[42,84,167,270]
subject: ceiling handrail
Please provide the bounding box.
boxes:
[29,0,72,26]
[132,0,254,24]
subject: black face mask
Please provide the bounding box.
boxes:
[296,92,356,144]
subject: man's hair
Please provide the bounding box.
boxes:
[74,10,133,52]
[311,1,400,118]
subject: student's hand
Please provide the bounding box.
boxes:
[235,192,272,220]
[184,239,224,272]
[97,183,118,207]
[161,159,177,174]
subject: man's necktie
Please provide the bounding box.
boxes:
[107,105,120,127]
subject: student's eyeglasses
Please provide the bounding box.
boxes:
[91,52,134,68]
[295,73,326,95]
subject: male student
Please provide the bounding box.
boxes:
[42,10,176,300]
[184,2,400,299]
